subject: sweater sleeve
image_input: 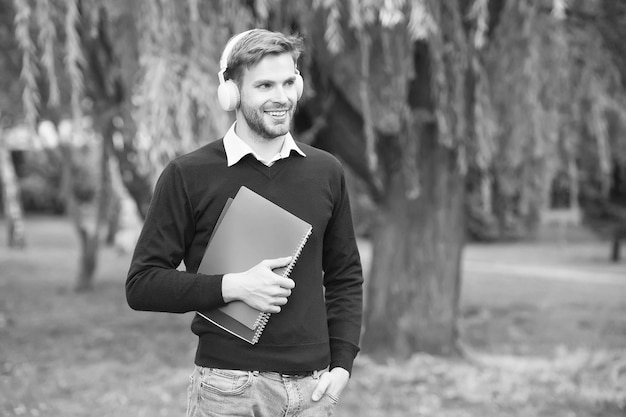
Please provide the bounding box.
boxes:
[126,161,225,313]
[322,163,364,374]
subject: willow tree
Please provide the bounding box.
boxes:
[9,0,149,290]
[279,0,626,356]
[0,126,26,248]
[9,0,240,289]
[1,0,30,248]
[476,0,626,240]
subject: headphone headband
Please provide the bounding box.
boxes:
[216,29,304,111]
[219,29,255,73]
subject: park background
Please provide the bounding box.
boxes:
[1,1,625,416]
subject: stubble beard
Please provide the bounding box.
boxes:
[240,101,295,141]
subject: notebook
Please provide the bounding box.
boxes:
[197,186,313,344]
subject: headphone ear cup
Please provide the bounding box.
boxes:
[295,73,304,101]
[217,80,240,111]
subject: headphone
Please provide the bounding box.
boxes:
[217,29,304,112]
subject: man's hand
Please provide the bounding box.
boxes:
[222,257,295,313]
[311,367,350,402]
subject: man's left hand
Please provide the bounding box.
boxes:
[311,367,350,402]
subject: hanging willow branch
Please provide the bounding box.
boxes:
[64,0,85,123]
[350,0,384,196]
[407,0,437,41]
[35,0,60,106]
[470,0,489,49]
[133,0,237,182]
[357,31,379,179]
[322,0,344,55]
[13,0,40,128]
[590,85,612,196]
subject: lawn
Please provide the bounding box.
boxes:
[1,216,625,416]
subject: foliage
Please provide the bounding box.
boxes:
[12,0,39,128]
[131,0,233,181]
[9,0,81,126]
[464,0,626,240]
[10,0,626,236]
[0,1,25,126]
[296,0,626,241]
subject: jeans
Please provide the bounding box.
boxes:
[187,366,337,417]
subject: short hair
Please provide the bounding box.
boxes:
[224,29,304,85]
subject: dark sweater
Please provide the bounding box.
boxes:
[126,139,363,374]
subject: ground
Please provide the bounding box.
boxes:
[0,217,624,416]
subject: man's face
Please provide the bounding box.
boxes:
[237,53,299,141]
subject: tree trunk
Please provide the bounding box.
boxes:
[360,16,470,356]
[0,134,26,248]
[76,119,114,291]
[611,234,620,262]
[75,217,101,291]
[362,127,465,357]
[611,225,625,262]
[57,124,111,292]
[73,145,111,291]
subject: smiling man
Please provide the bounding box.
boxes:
[126,29,363,416]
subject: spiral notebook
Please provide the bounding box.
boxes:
[197,186,312,344]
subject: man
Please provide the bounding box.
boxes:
[126,29,363,416]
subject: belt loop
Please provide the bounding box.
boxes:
[312,370,320,380]
[252,371,259,377]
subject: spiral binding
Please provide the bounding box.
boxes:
[281,227,312,279]
[252,313,270,344]
[253,312,269,330]
[251,226,313,344]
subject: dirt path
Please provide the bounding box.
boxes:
[462,242,626,309]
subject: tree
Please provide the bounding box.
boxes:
[280,0,626,356]
[0,0,28,248]
[577,0,626,261]
[0,126,26,248]
[9,0,146,290]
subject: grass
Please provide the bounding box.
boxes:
[1,216,625,416]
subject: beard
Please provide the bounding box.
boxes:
[240,100,295,140]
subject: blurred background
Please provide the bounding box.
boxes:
[1,0,625,416]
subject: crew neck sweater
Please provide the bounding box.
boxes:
[126,139,363,374]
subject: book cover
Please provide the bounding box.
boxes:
[197,186,312,344]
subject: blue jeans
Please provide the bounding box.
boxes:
[187,366,337,417]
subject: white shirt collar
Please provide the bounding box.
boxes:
[223,123,306,167]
